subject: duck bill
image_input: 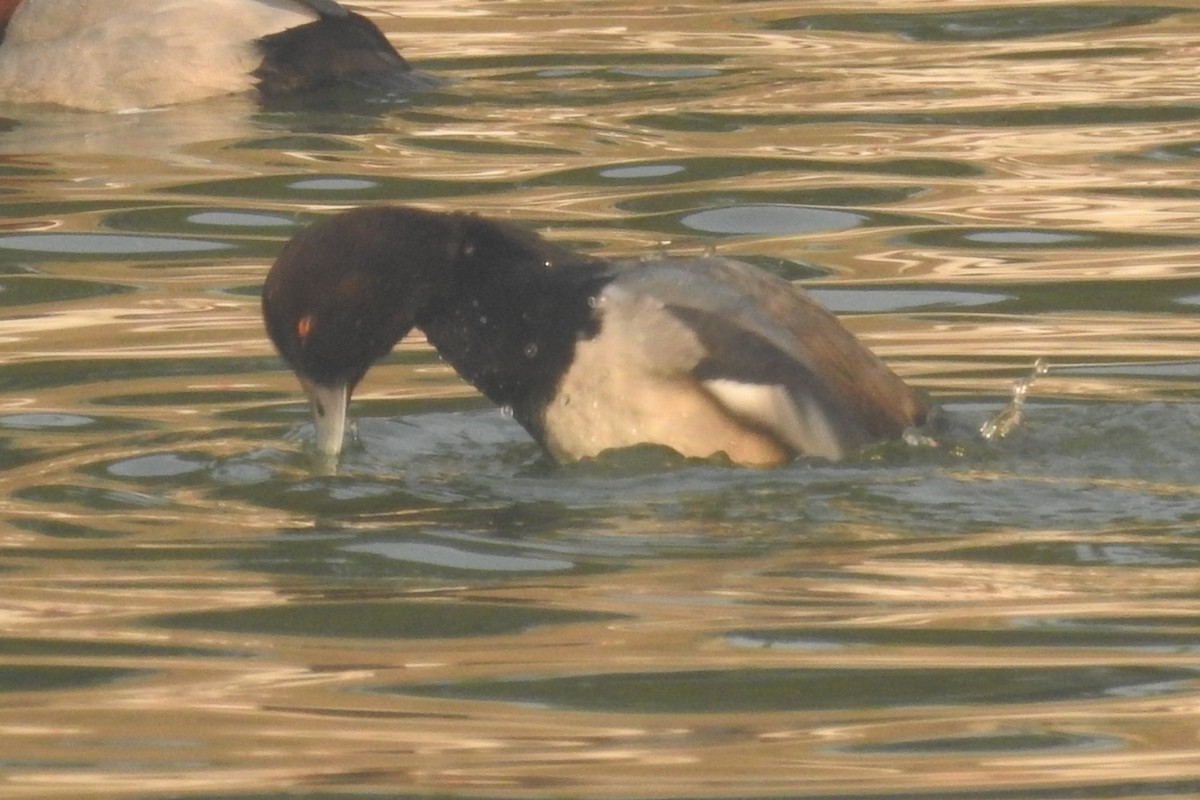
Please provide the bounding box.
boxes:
[299,377,351,457]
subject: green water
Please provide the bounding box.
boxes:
[2,1,1200,797]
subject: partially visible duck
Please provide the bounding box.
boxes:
[0,0,435,111]
[262,206,928,467]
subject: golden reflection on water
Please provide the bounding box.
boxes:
[6,535,1200,797]
[3,1,1200,798]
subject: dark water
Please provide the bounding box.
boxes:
[3,1,1200,797]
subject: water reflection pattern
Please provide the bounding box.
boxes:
[2,1,1200,798]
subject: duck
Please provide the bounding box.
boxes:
[262,206,928,467]
[0,0,436,111]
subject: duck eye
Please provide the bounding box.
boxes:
[296,315,313,340]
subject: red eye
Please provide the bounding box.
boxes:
[297,315,313,339]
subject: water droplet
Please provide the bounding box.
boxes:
[524,342,539,358]
[478,315,489,325]
[500,405,514,419]
[980,357,1047,441]
[903,429,939,449]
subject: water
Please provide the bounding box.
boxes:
[3,1,1200,797]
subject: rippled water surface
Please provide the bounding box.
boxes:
[4,1,1200,798]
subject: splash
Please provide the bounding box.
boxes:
[980,358,1049,441]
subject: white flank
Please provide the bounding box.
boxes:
[0,0,318,110]
[701,378,844,462]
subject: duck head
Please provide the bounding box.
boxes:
[262,207,463,456]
